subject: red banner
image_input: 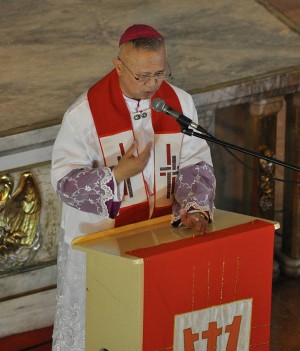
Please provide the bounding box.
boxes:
[128,220,275,351]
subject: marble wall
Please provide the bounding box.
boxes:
[0,128,60,338]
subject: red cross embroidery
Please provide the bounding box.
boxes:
[118,143,133,198]
[160,144,178,198]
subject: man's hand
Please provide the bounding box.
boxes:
[113,141,151,183]
[179,209,209,235]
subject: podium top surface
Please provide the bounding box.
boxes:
[72,209,279,260]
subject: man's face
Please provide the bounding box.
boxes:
[114,44,167,100]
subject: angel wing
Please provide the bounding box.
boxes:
[0,175,13,212]
[3,172,41,247]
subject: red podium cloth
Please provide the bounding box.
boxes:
[128,219,275,351]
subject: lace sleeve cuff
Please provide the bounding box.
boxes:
[57,167,121,218]
[171,162,216,226]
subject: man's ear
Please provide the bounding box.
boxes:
[113,58,122,76]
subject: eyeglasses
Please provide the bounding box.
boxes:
[118,56,172,83]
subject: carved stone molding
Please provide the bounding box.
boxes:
[250,97,283,117]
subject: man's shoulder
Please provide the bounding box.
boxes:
[165,82,196,117]
[167,82,192,101]
[65,91,89,115]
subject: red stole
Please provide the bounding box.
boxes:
[88,69,183,226]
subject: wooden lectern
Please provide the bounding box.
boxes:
[72,209,279,351]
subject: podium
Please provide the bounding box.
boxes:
[72,209,279,351]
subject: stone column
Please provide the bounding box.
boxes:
[277,94,300,277]
[243,97,283,220]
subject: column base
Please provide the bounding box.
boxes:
[275,249,300,278]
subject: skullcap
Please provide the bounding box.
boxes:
[119,24,164,46]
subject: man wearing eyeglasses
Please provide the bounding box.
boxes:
[51,24,216,350]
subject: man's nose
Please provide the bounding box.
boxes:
[144,76,158,88]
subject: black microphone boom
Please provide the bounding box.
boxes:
[151,98,207,133]
[150,98,300,173]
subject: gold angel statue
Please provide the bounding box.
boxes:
[0,172,41,256]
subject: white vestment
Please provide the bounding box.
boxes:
[51,84,214,350]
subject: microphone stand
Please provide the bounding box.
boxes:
[181,127,300,173]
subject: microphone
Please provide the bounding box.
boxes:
[151,98,207,134]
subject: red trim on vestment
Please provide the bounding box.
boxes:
[87,69,183,225]
[151,205,173,219]
[87,69,182,136]
[115,201,150,227]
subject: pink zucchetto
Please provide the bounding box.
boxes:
[119,24,164,46]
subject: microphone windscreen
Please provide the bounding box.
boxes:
[151,98,165,112]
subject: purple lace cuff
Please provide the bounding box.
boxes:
[171,162,216,226]
[57,167,121,218]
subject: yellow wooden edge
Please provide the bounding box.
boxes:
[72,214,172,246]
[71,209,280,248]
